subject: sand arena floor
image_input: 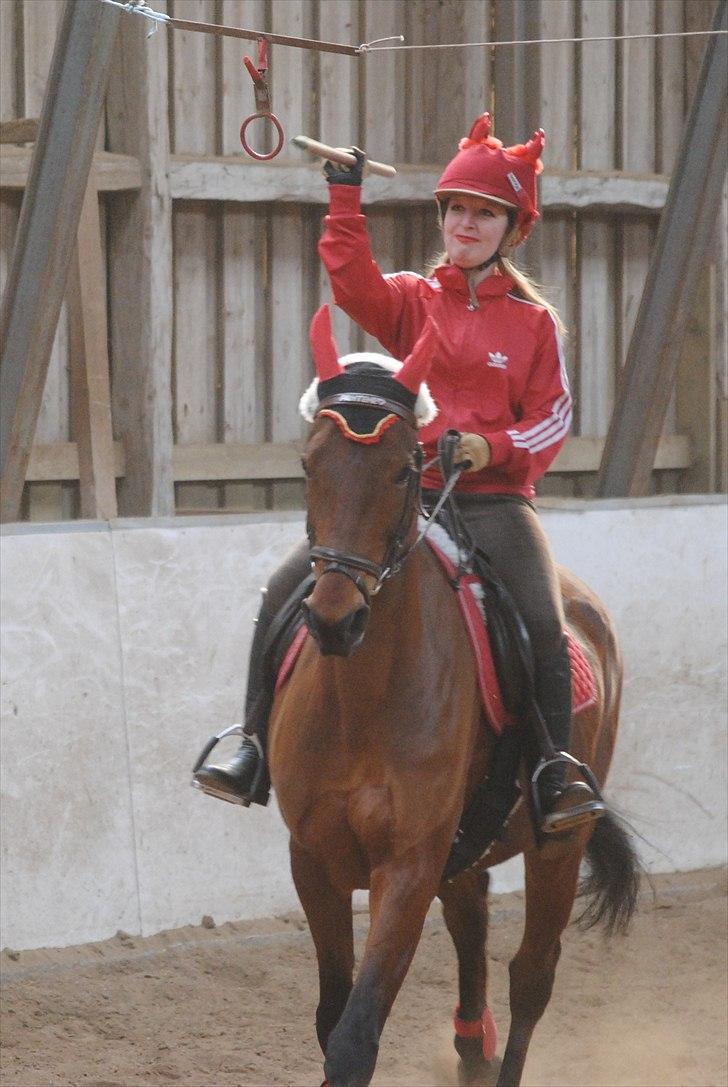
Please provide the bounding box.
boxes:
[1,868,726,1087]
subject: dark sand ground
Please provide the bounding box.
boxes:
[2,868,726,1087]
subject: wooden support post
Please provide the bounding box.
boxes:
[493,0,542,278]
[106,4,175,517]
[67,176,118,520]
[0,0,121,523]
[596,0,727,497]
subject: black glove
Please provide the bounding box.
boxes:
[323,146,366,186]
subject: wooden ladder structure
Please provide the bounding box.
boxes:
[0,121,120,521]
[0,0,121,523]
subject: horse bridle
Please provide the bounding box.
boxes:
[307,393,424,607]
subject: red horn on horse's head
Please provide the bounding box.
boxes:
[394,316,442,394]
[310,305,343,381]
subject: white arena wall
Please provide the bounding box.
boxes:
[1,496,726,951]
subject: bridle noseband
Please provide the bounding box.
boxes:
[308,394,424,606]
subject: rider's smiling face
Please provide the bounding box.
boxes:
[442,194,510,270]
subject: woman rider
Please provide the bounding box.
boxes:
[193,113,605,835]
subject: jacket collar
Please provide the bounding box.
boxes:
[434,264,514,301]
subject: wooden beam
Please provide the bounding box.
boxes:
[543,171,668,213]
[675,263,717,492]
[166,155,670,211]
[22,434,689,485]
[551,434,690,473]
[170,435,690,483]
[1,145,669,213]
[0,146,142,191]
[105,6,175,517]
[0,0,121,523]
[173,442,304,481]
[596,0,727,497]
[0,118,40,144]
[67,177,118,519]
[26,441,125,482]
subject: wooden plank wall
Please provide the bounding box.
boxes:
[0,0,723,520]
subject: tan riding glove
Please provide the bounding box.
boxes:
[457,433,491,472]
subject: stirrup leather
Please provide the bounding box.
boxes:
[530,752,606,836]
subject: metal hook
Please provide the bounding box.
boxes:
[240,38,285,161]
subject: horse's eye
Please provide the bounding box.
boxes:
[394,466,411,486]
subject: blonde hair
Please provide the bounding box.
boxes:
[425,249,566,337]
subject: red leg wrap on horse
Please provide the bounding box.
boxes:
[453,1005,483,1038]
[481,1005,498,1060]
[453,1004,498,1061]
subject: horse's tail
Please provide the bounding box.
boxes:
[577,810,642,935]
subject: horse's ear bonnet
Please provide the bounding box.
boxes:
[300,306,438,438]
[308,305,343,381]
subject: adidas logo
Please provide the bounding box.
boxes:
[487,351,508,369]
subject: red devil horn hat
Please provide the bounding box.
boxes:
[394,316,441,394]
[504,128,545,172]
[465,113,493,145]
[309,304,342,380]
[436,114,546,242]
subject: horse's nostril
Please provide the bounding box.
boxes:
[302,599,370,656]
[348,605,370,644]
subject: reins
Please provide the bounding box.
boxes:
[410,429,474,576]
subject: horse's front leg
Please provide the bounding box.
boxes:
[323,846,447,1087]
[290,840,354,1055]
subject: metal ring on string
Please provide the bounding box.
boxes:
[240,112,285,160]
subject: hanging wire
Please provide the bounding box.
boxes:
[100,1,726,54]
[357,29,728,53]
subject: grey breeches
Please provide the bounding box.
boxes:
[454,494,565,663]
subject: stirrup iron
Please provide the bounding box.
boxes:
[191,724,265,807]
[530,752,606,836]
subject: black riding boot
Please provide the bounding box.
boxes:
[533,637,606,835]
[192,591,275,807]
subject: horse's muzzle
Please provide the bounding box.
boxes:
[301,598,370,657]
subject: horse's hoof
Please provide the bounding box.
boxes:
[457,1054,502,1087]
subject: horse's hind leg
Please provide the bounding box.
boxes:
[439,868,495,1077]
[290,841,354,1054]
[497,846,585,1087]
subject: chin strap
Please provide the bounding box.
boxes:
[462,250,500,310]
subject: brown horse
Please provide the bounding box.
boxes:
[267,308,639,1087]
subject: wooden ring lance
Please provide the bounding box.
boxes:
[291,135,397,178]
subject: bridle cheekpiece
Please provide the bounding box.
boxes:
[309,387,424,605]
[305,305,442,606]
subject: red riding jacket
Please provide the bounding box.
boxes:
[319,185,572,499]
